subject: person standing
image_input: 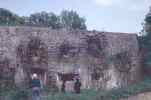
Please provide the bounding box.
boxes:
[31,73,41,100]
[74,78,81,94]
[61,80,66,93]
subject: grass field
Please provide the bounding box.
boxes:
[1,77,151,100]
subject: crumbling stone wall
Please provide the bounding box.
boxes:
[0,26,142,90]
[0,56,15,89]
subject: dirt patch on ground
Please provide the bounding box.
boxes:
[120,92,151,100]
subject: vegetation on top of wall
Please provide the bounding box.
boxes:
[0,8,23,26]
[0,8,87,30]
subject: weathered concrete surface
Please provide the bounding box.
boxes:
[0,26,142,90]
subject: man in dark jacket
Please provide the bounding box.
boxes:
[74,78,81,94]
[31,73,41,100]
[61,80,66,93]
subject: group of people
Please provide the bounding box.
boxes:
[61,78,82,93]
[31,73,82,100]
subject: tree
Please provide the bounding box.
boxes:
[144,8,151,33]
[48,13,62,29]
[26,12,61,29]
[60,10,86,30]
[26,10,87,30]
[139,7,151,66]
[28,11,50,26]
[0,8,22,25]
[0,8,87,30]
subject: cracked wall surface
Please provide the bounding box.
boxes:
[0,26,142,90]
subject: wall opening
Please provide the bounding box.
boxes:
[57,72,79,81]
[17,37,48,87]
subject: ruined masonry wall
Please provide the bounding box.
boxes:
[0,26,142,90]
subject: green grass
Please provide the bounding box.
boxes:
[1,77,151,100]
[41,89,98,100]
[42,77,151,100]
[95,76,151,100]
[0,88,30,100]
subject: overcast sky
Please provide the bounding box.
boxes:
[0,0,150,33]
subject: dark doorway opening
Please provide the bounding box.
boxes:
[57,72,79,81]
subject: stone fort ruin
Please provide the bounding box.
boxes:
[0,26,142,91]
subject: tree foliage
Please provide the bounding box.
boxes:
[0,8,22,25]
[0,8,87,30]
[60,10,86,30]
[139,7,151,66]
[25,12,61,29]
